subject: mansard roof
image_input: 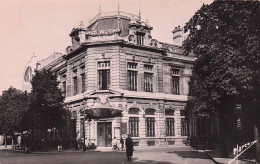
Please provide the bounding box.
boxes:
[86,11,140,37]
[86,17,130,37]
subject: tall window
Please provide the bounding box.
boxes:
[97,61,110,90]
[98,70,110,90]
[127,63,138,91]
[181,118,189,136]
[81,73,85,93]
[73,77,78,95]
[146,118,155,137]
[172,69,180,95]
[136,32,145,45]
[166,118,175,136]
[128,71,137,91]
[144,73,153,92]
[24,66,32,82]
[129,117,139,137]
[62,81,66,97]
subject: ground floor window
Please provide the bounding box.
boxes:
[129,117,139,137]
[166,118,175,136]
[181,118,189,136]
[146,118,155,137]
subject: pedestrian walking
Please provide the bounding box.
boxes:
[120,137,124,151]
[125,134,133,161]
[77,137,82,150]
[57,137,63,152]
[17,135,21,149]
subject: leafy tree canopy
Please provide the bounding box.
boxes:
[26,69,65,131]
[0,87,29,135]
[183,1,260,113]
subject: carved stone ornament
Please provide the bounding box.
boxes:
[128,35,135,42]
[99,94,109,105]
[66,46,73,54]
[86,29,121,37]
[150,39,158,48]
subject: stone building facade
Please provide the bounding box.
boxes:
[23,11,195,147]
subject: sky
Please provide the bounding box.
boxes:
[0,0,213,94]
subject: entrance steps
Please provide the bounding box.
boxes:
[95,147,112,152]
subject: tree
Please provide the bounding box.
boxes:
[0,87,29,135]
[25,69,65,138]
[183,1,260,161]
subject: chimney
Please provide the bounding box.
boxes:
[172,25,183,46]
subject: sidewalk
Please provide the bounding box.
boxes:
[204,149,255,164]
[1,144,255,164]
[0,145,12,150]
[0,145,190,154]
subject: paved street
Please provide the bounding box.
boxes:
[0,147,215,164]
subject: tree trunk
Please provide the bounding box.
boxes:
[254,124,260,164]
[4,135,7,148]
[11,137,14,149]
[221,118,229,157]
[219,99,235,158]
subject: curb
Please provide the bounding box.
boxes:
[203,150,222,164]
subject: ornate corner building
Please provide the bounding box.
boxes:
[23,11,195,147]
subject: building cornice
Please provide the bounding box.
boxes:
[64,89,195,104]
[65,39,166,58]
[64,40,195,63]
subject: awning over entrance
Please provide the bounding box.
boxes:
[84,107,122,119]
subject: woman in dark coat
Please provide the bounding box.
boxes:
[125,134,133,161]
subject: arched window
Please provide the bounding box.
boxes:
[145,108,155,115]
[165,109,175,116]
[145,108,155,137]
[24,66,32,82]
[128,108,139,115]
[128,108,139,137]
[165,109,175,136]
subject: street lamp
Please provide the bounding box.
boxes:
[82,100,86,151]
[88,119,91,147]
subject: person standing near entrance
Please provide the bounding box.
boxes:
[120,137,124,151]
[125,134,133,161]
[112,137,118,151]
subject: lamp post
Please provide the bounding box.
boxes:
[82,100,86,151]
[88,119,91,147]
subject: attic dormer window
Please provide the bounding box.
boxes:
[136,32,145,46]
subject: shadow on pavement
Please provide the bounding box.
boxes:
[131,158,175,164]
[168,151,209,159]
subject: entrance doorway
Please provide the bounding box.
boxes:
[97,122,112,147]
